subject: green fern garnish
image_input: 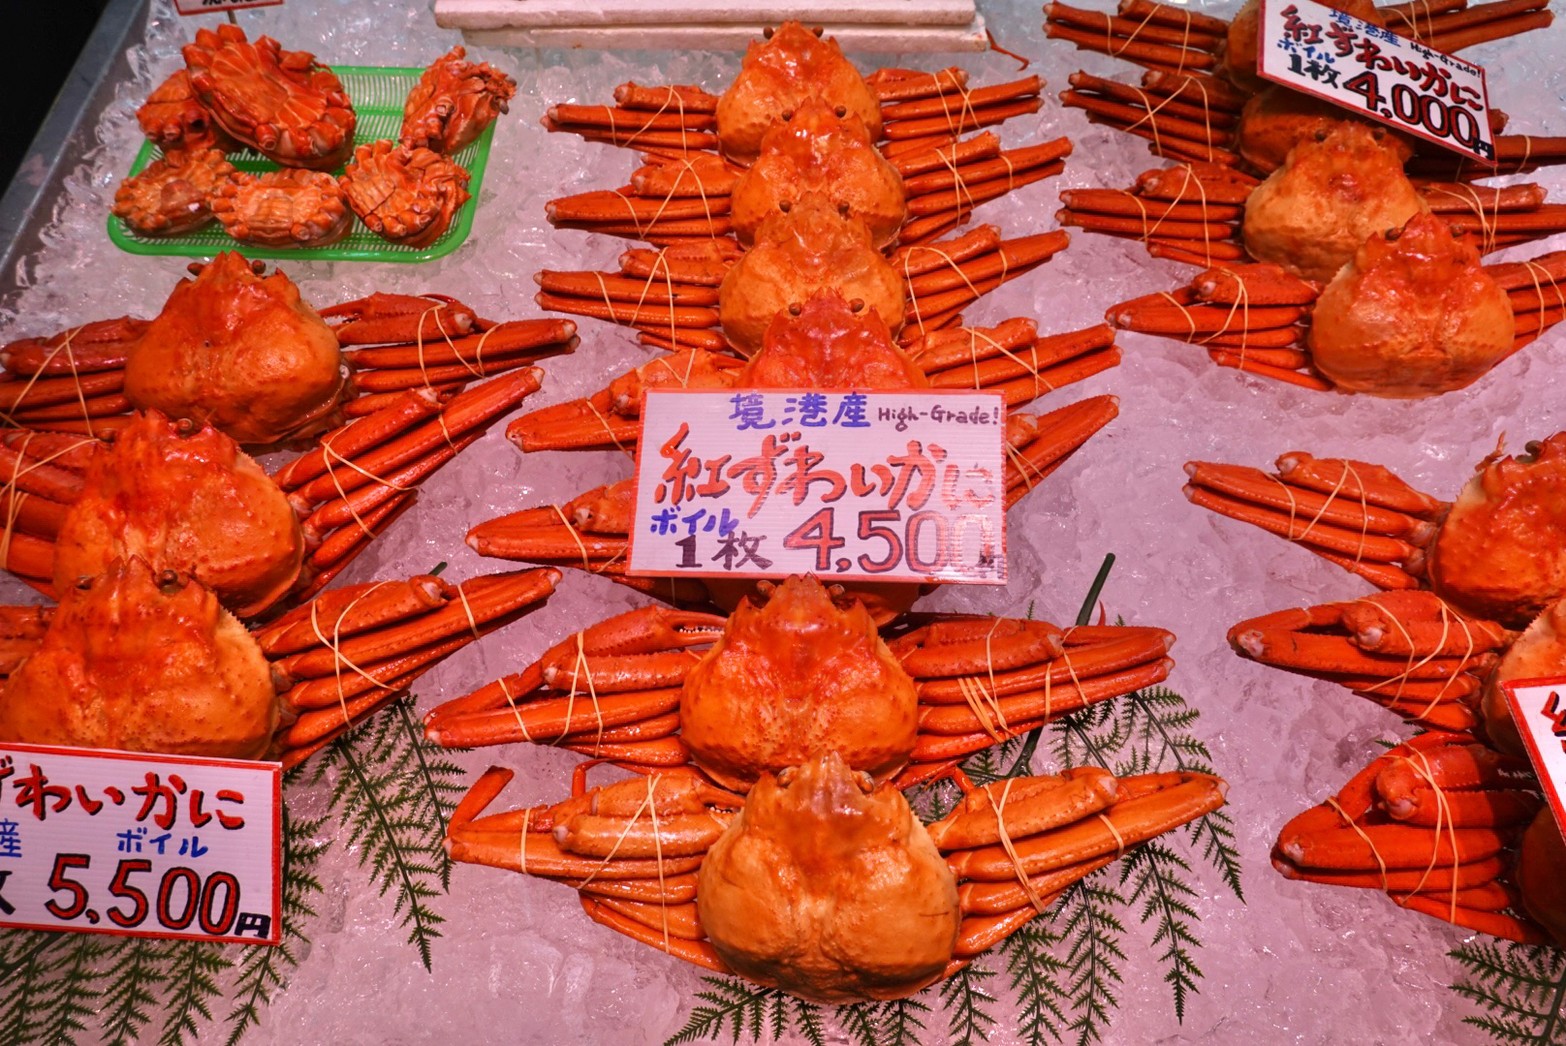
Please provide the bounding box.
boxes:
[101,937,176,1046]
[1119,840,1203,1022]
[32,932,111,1044]
[312,695,459,970]
[1059,879,1128,1046]
[1000,920,1071,1046]
[1452,941,1566,1044]
[155,943,231,1046]
[939,962,997,1045]
[666,978,790,1045]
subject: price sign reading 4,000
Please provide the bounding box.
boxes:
[1257,0,1494,164]
[628,389,1007,585]
[0,744,281,946]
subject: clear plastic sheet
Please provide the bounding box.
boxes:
[1,0,1563,1041]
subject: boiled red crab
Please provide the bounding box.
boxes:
[136,69,237,154]
[111,148,236,237]
[0,556,558,770]
[0,254,575,603]
[1105,210,1559,394]
[340,140,472,249]
[465,290,1119,613]
[401,46,517,155]
[1183,427,1566,943]
[429,574,1223,1001]
[183,24,356,170]
[210,168,352,249]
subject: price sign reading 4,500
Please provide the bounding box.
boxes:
[629,389,1007,585]
[0,744,281,946]
[1257,0,1495,164]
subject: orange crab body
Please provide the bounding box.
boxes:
[124,252,346,445]
[112,148,236,237]
[1242,123,1428,282]
[718,193,905,356]
[714,21,882,164]
[51,412,305,619]
[340,140,472,249]
[211,168,351,248]
[0,558,279,759]
[730,98,906,250]
[697,752,959,1003]
[183,24,356,170]
[681,576,919,789]
[401,45,517,154]
[1308,213,1515,396]
[1428,434,1566,625]
[137,69,236,153]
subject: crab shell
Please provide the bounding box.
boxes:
[1243,122,1428,282]
[183,24,356,170]
[400,45,517,155]
[717,192,906,356]
[0,558,280,759]
[1518,807,1566,944]
[1428,435,1566,627]
[1308,213,1515,397]
[211,168,351,248]
[715,21,882,165]
[696,751,960,1003]
[112,148,236,237]
[730,97,906,251]
[1478,598,1566,757]
[680,576,920,790]
[1233,87,1405,175]
[52,411,306,619]
[124,252,347,446]
[136,69,237,153]
[340,140,472,249]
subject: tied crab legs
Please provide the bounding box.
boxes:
[429,574,1225,1002]
[1184,430,1566,943]
[466,290,1121,613]
[534,21,1075,354]
[0,253,575,608]
[0,557,559,771]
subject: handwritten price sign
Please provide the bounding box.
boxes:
[629,389,1006,584]
[1257,0,1494,164]
[0,744,280,945]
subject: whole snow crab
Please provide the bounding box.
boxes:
[111,148,236,237]
[1040,0,1566,395]
[1105,210,1562,394]
[1185,431,1566,942]
[428,574,1224,1001]
[183,23,356,170]
[0,555,559,770]
[0,253,574,603]
[136,69,238,154]
[340,140,472,249]
[401,45,517,154]
[466,289,1119,614]
[211,168,351,249]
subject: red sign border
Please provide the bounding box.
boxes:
[626,386,1010,586]
[1255,0,1495,166]
[1500,674,1566,841]
[0,741,283,947]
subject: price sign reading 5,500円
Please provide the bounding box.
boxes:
[1257,0,1494,164]
[629,389,1007,585]
[0,744,281,946]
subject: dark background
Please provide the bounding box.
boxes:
[2,1,115,198]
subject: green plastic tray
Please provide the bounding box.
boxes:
[106,65,496,264]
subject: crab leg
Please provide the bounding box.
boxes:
[1003,396,1121,506]
[320,293,480,345]
[343,317,576,374]
[255,574,452,654]
[293,491,419,603]
[0,318,145,377]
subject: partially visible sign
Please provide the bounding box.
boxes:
[1257,0,1495,164]
[0,744,281,946]
[1501,677,1566,833]
[173,0,283,14]
[629,389,1007,584]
